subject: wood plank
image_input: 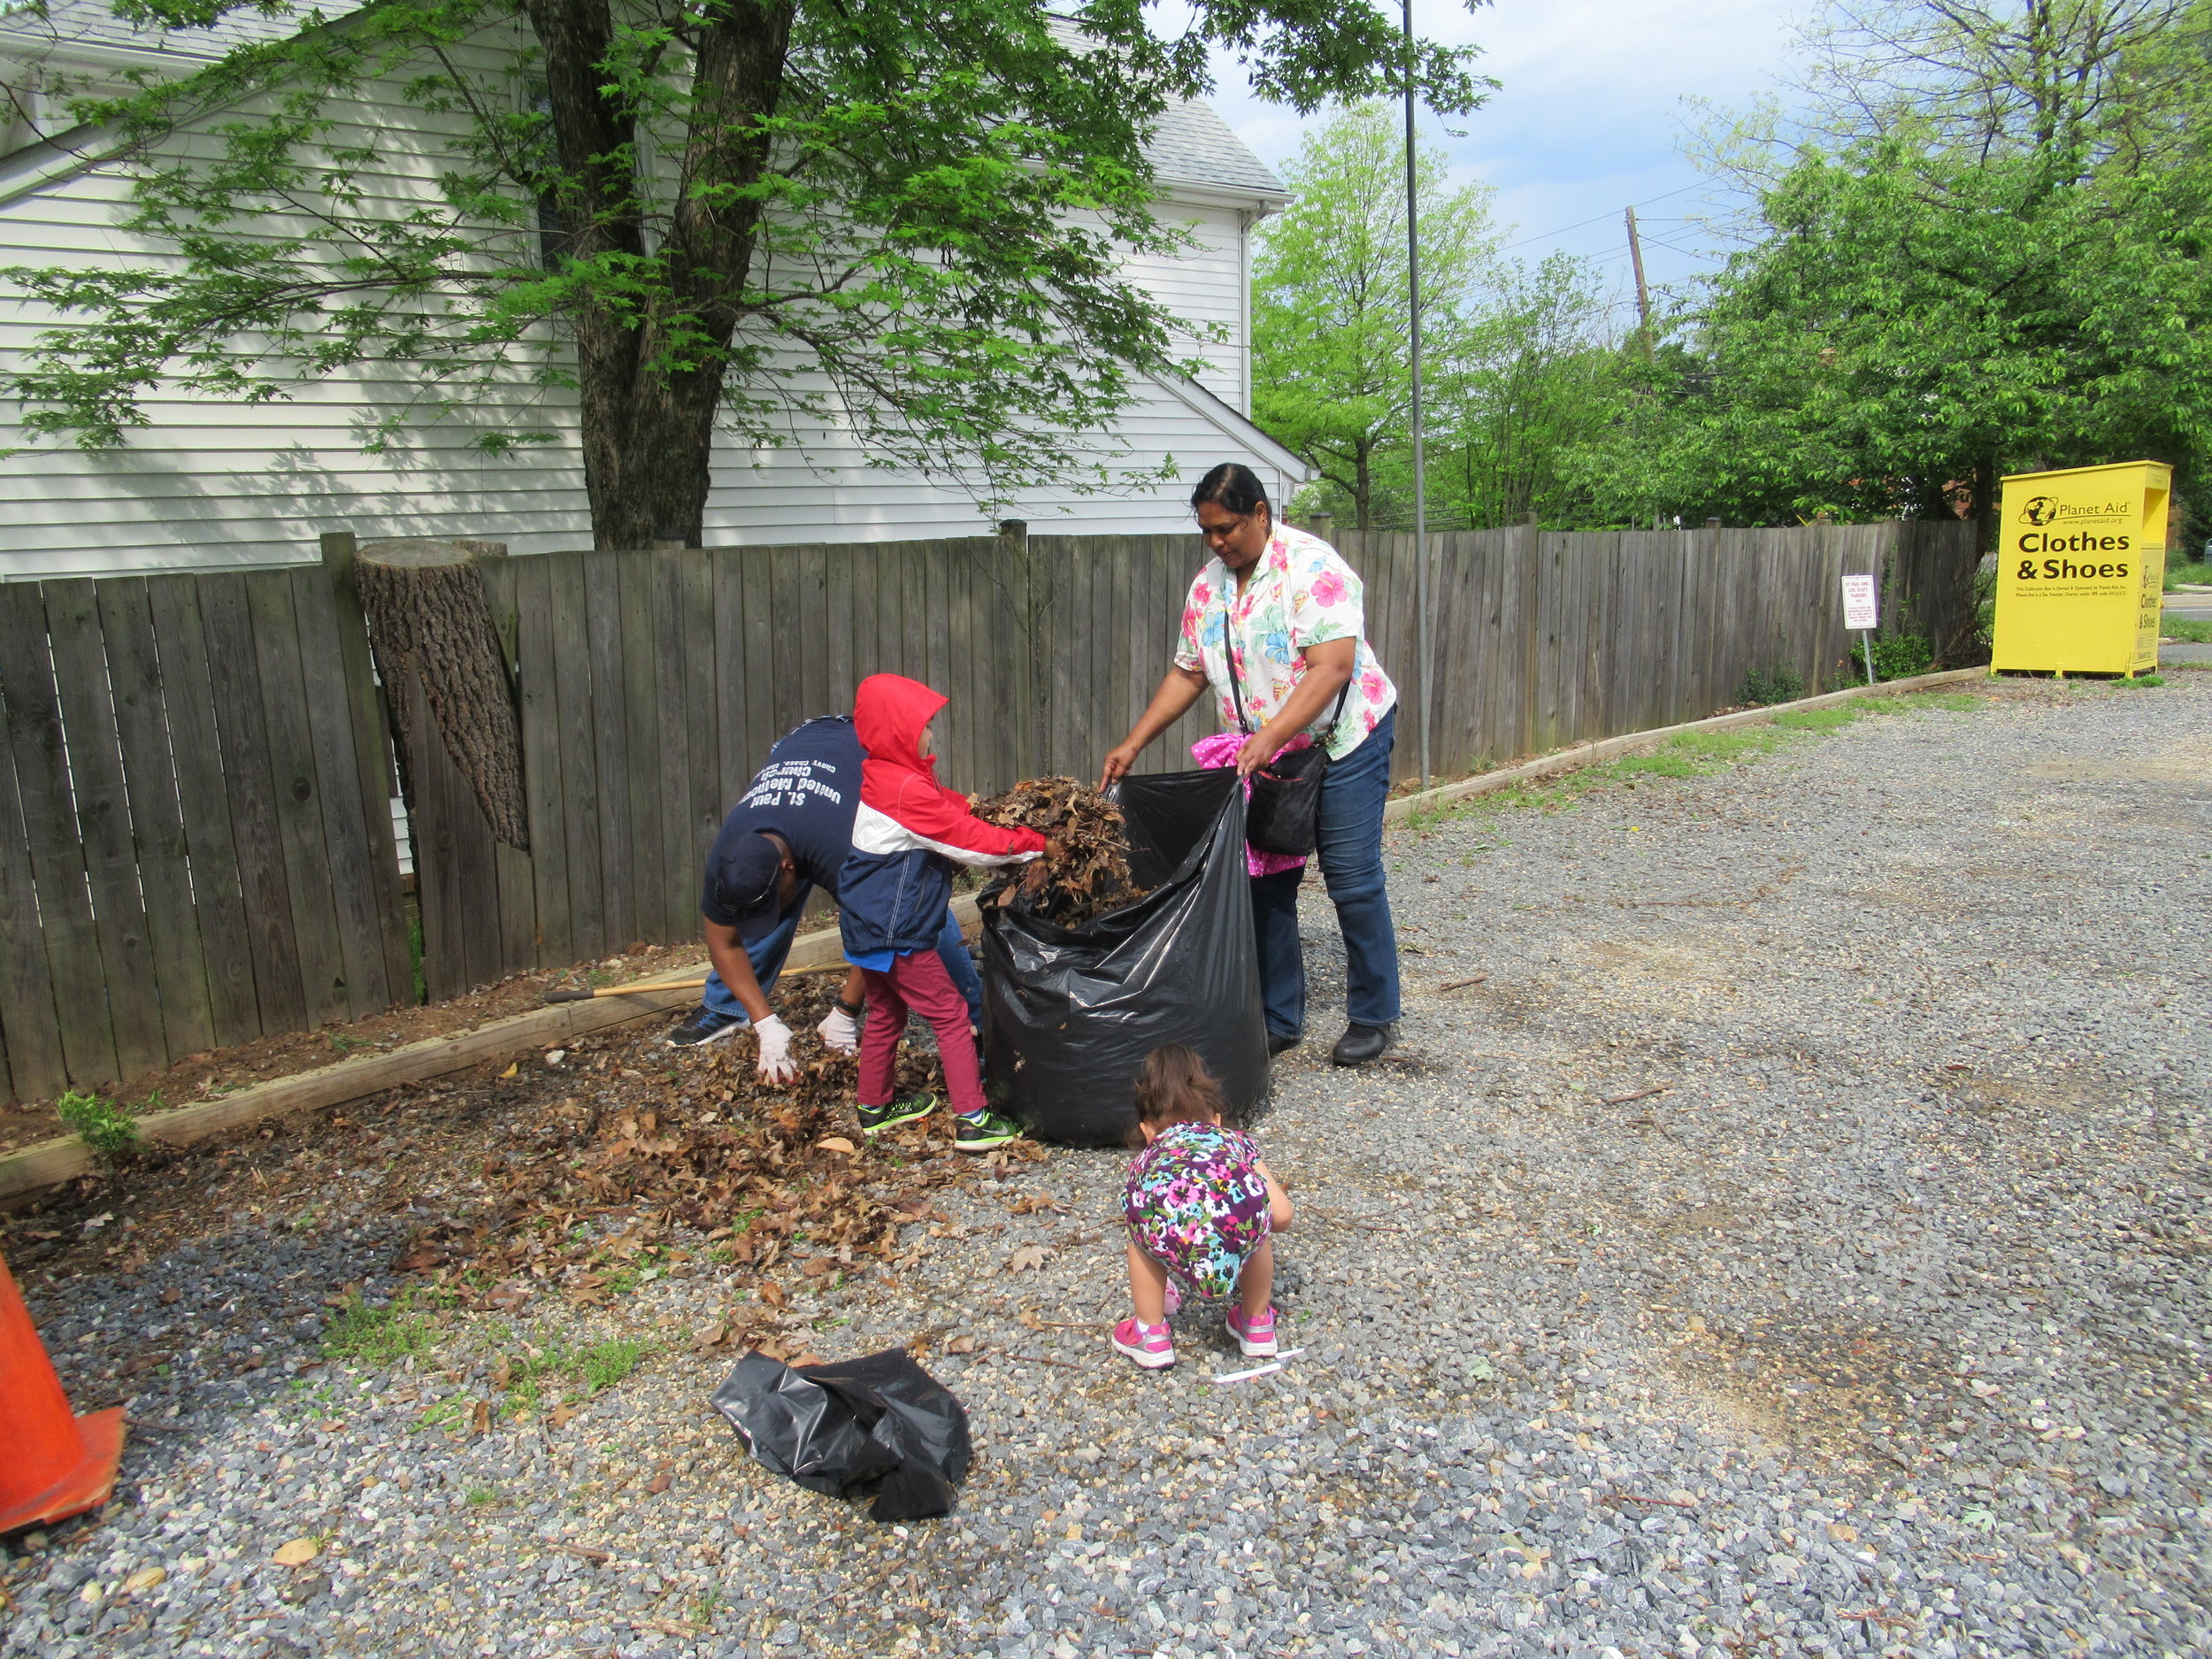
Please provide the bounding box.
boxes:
[286,566,399,1018]
[549,551,605,961]
[515,554,571,968]
[712,547,752,827]
[741,544,778,772]
[0,609,68,1101]
[405,657,507,1000]
[242,572,350,1027]
[678,548,721,941]
[318,535,413,1007]
[96,580,217,1062]
[146,577,262,1045]
[797,541,830,731]
[583,552,634,949]
[42,580,166,1080]
[649,548,695,939]
[616,552,664,948]
[474,557,538,979]
[0,583,124,1087]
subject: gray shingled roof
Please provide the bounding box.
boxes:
[3,1,1285,201]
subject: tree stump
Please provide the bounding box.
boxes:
[355,540,529,850]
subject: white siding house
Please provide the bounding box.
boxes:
[0,4,1304,580]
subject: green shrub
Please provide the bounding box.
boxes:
[1852,633,1935,682]
[1738,663,1806,706]
[56,1089,139,1160]
[2162,558,2211,591]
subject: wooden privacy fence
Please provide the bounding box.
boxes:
[0,559,409,1105]
[0,516,1977,1103]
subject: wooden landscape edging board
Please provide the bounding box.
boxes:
[1379,665,1986,826]
[0,896,985,1209]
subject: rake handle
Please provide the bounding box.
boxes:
[541,962,849,1003]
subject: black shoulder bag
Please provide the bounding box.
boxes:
[1226,668,1352,857]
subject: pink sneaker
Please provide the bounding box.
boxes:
[1225,1304,1278,1357]
[1111,1317,1175,1371]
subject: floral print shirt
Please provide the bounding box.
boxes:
[1173,522,1397,761]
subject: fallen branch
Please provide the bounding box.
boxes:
[1604,1493,1694,1509]
[1601,1086,1671,1106]
[1002,1350,1084,1371]
[1439,975,1490,992]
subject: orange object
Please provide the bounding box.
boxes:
[0,1252,124,1533]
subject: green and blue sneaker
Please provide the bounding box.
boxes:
[952,1108,1024,1153]
[857,1093,938,1136]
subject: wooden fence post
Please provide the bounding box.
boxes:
[999,519,1040,780]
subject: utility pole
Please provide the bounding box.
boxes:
[1404,0,1432,789]
[1624,206,1654,363]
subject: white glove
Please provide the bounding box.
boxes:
[753,1015,796,1084]
[816,1002,862,1055]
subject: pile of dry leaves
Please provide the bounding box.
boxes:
[397,980,1041,1343]
[972,776,1147,926]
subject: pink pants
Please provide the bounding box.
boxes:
[857,949,987,1117]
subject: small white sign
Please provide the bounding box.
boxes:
[1841,573,1879,632]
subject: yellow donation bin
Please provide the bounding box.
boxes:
[1992,460,2170,674]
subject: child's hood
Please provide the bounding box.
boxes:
[854,673,948,778]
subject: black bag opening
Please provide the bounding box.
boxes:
[980,767,1268,1146]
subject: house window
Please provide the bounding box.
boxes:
[526,82,572,268]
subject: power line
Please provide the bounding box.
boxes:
[1494,181,1707,255]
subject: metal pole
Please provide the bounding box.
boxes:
[1404,0,1432,789]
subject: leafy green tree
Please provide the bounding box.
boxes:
[1249,99,1496,529]
[1427,251,1619,529]
[1,0,1491,547]
[1587,0,2212,537]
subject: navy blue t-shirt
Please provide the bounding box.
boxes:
[700,716,862,925]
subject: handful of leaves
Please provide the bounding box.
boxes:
[972,776,1148,926]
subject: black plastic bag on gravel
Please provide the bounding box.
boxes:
[980,766,1268,1146]
[710,1348,972,1522]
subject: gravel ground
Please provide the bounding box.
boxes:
[5,678,2208,1659]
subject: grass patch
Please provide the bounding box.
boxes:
[1770,705,1865,732]
[2163,559,2212,590]
[579,1337,653,1391]
[321,1294,437,1366]
[1876,691,1982,712]
[2112,674,2167,689]
[465,1486,502,1508]
[2162,616,2212,644]
[1666,727,1791,763]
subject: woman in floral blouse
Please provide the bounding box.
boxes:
[1101,464,1401,1065]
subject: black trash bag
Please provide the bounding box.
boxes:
[981,766,1267,1146]
[709,1348,972,1522]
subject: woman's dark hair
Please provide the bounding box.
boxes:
[1189,463,1270,518]
[1131,1043,1230,1143]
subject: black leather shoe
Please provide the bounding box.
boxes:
[1266,1030,1302,1057]
[1330,1022,1392,1065]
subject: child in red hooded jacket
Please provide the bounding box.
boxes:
[841,674,1048,1150]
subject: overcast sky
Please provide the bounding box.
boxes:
[1181,0,1808,325]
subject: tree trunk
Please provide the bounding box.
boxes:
[355,541,530,850]
[1970,456,1999,552]
[526,0,795,549]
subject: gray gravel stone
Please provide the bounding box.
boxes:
[4,677,2208,1658]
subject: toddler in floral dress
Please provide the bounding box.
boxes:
[1113,1045,1294,1371]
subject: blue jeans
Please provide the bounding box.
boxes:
[703,898,982,1026]
[1248,707,1402,1037]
